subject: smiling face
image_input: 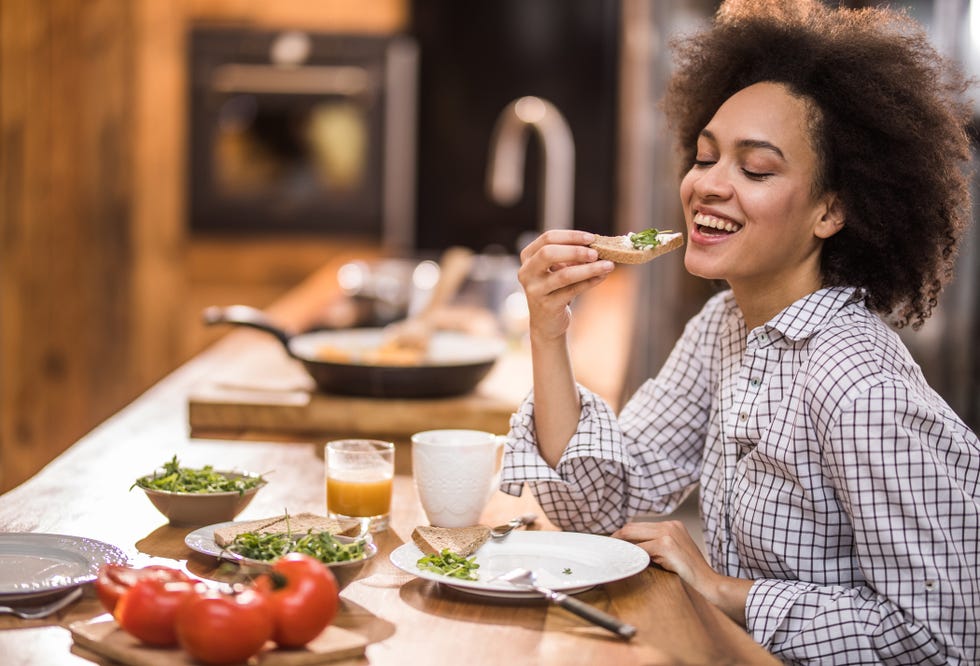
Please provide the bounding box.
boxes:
[679,81,843,325]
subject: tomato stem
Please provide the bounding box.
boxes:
[266,570,289,591]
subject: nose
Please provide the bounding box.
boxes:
[691,162,732,199]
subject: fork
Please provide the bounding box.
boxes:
[496,568,637,639]
[490,513,537,538]
[0,586,83,619]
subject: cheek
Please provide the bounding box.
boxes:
[679,171,696,206]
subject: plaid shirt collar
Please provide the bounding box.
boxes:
[723,286,862,345]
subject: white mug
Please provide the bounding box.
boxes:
[411,429,506,528]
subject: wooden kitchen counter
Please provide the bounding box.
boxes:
[0,252,777,665]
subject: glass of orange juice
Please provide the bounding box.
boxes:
[325,439,394,533]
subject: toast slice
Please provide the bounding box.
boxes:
[590,231,684,264]
[411,525,491,557]
[214,512,361,547]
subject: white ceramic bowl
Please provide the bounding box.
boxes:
[138,472,267,525]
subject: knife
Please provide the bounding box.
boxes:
[496,567,637,639]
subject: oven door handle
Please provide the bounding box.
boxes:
[211,63,373,96]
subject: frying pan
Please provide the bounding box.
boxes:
[203,305,505,399]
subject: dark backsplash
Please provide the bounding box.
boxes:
[410,0,621,253]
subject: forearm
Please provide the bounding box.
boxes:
[530,331,581,468]
[701,575,753,627]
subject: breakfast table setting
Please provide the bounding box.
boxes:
[0,251,780,665]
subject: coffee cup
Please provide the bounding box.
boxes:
[411,429,505,528]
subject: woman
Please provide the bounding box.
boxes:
[500,1,979,663]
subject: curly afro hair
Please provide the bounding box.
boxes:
[664,0,974,328]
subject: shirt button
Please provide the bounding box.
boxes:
[749,378,761,388]
[757,332,769,343]
[739,412,749,422]
[924,579,937,591]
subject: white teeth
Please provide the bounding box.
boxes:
[694,212,742,232]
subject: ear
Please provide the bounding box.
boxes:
[814,193,845,240]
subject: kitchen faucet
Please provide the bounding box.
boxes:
[486,96,575,241]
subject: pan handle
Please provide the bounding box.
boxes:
[202,305,294,352]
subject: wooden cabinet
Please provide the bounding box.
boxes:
[0,0,406,492]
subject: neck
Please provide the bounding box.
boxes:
[730,269,823,330]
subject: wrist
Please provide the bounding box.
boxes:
[528,327,566,348]
[703,574,753,627]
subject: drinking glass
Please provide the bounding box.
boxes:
[325,439,394,533]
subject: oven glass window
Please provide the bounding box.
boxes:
[214,95,370,200]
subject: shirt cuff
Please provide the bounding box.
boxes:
[499,385,620,496]
[559,390,632,468]
[500,389,550,495]
[745,578,818,648]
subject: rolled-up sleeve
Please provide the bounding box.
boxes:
[746,579,948,665]
[501,306,715,534]
[743,380,979,664]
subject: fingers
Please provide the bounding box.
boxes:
[519,230,596,263]
[517,230,613,341]
[612,520,686,543]
[518,231,612,295]
[520,259,612,301]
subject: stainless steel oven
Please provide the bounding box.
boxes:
[187,27,417,249]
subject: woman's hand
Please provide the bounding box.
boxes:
[517,230,614,467]
[517,230,614,343]
[613,520,754,626]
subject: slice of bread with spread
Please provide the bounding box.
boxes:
[590,230,684,264]
[214,512,361,547]
[411,525,491,557]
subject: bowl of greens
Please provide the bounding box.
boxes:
[133,456,267,525]
[219,528,376,588]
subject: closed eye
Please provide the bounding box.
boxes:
[742,169,773,180]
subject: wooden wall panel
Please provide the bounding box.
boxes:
[131,0,187,388]
[1,0,139,492]
[0,0,406,493]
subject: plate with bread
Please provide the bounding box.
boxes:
[184,512,377,571]
[390,525,650,599]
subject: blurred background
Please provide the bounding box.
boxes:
[2,0,977,493]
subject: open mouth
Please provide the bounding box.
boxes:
[694,212,742,236]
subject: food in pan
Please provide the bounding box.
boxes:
[590,228,684,264]
[315,339,426,366]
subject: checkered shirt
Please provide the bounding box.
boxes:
[501,287,979,665]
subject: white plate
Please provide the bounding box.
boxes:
[0,533,128,600]
[184,520,377,570]
[389,531,650,599]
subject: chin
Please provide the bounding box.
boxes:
[683,252,725,282]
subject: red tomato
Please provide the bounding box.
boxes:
[113,578,198,646]
[94,564,192,614]
[254,552,340,648]
[176,588,274,665]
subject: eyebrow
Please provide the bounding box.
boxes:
[699,129,786,160]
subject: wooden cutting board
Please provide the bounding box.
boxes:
[70,618,367,665]
[187,341,531,439]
